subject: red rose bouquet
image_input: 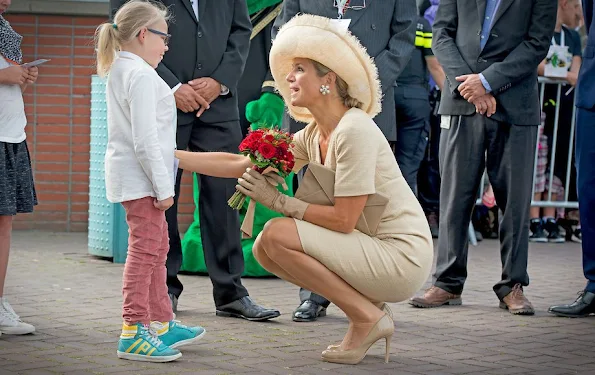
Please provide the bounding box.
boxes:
[228,128,295,210]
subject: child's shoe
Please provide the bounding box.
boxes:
[117,323,181,362]
[0,298,35,335]
[150,320,206,349]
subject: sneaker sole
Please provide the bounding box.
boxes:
[117,351,182,363]
[548,239,566,243]
[215,310,281,321]
[169,329,206,349]
[0,326,36,335]
[529,238,548,243]
[409,298,462,308]
[499,302,535,315]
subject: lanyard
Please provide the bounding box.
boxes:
[551,29,565,47]
[336,0,350,19]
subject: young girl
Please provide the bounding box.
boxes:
[0,0,38,337]
[95,0,204,363]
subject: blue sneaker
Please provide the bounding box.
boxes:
[117,323,181,362]
[150,320,206,349]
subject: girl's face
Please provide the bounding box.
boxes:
[138,18,169,68]
[285,58,329,108]
[0,0,12,15]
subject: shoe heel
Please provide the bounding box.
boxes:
[384,335,392,363]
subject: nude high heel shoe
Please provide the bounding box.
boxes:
[326,303,393,350]
[321,313,394,365]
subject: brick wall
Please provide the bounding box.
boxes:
[7,14,195,232]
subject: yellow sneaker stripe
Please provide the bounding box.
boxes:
[124,338,143,353]
[134,341,152,354]
[147,348,156,356]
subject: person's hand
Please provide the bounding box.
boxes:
[154,196,174,211]
[471,93,497,117]
[456,74,487,102]
[567,71,578,87]
[0,65,29,85]
[237,169,282,209]
[174,83,210,116]
[26,66,38,84]
[237,168,307,219]
[188,77,221,105]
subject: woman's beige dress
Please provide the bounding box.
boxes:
[291,108,434,303]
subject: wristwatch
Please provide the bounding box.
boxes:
[220,84,230,95]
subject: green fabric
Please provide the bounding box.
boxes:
[245,92,285,130]
[181,90,291,276]
[247,0,283,15]
[180,172,294,277]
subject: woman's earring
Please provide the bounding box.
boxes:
[320,84,331,95]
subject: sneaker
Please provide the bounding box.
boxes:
[544,218,565,243]
[529,219,547,243]
[0,298,35,335]
[117,323,181,362]
[151,320,206,349]
[571,226,582,243]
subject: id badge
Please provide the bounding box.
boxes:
[440,115,451,130]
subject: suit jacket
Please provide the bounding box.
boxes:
[268,0,417,141]
[109,0,252,125]
[433,0,556,125]
[577,0,595,110]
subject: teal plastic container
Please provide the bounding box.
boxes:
[88,75,129,263]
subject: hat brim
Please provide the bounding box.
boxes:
[269,14,382,123]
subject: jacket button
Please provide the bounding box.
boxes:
[371,24,376,30]
[197,31,203,38]
[196,63,202,69]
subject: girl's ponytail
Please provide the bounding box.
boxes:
[95,23,119,77]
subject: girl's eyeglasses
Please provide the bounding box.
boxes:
[139,28,171,46]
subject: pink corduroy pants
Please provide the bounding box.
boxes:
[121,197,174,325]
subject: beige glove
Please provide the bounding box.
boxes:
[237,168,308,219]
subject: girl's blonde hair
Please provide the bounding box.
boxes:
[312,60,363,110]
[95,0,170,77]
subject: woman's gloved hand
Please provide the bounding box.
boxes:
[237,168,308,219]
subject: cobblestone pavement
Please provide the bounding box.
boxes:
[1,231,594,375]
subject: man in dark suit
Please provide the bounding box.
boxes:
[109,0,280,321]
[549,0,595,318]
[409,0,556,315]
[268,0,418,322]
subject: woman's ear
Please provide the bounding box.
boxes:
[326,72,337,87]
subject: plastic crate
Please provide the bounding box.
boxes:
[88,75,129,263]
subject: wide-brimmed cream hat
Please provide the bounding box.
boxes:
[269,14,382,123]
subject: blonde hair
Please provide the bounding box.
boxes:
[95,0,170,77]
[312,60,363,109]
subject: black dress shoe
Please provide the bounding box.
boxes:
[216,296,280,321]
[169,293,178,313]
[548,290,595,318]
[293,300,327,322]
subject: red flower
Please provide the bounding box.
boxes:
[258,143,276,159]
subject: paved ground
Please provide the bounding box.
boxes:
[1,231,594,375]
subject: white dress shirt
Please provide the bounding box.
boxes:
[105,51,176,203]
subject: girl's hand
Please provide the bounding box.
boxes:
[154,196,174,211]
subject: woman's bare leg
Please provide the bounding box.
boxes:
[0,216,13,297]
[257,218,385,350]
